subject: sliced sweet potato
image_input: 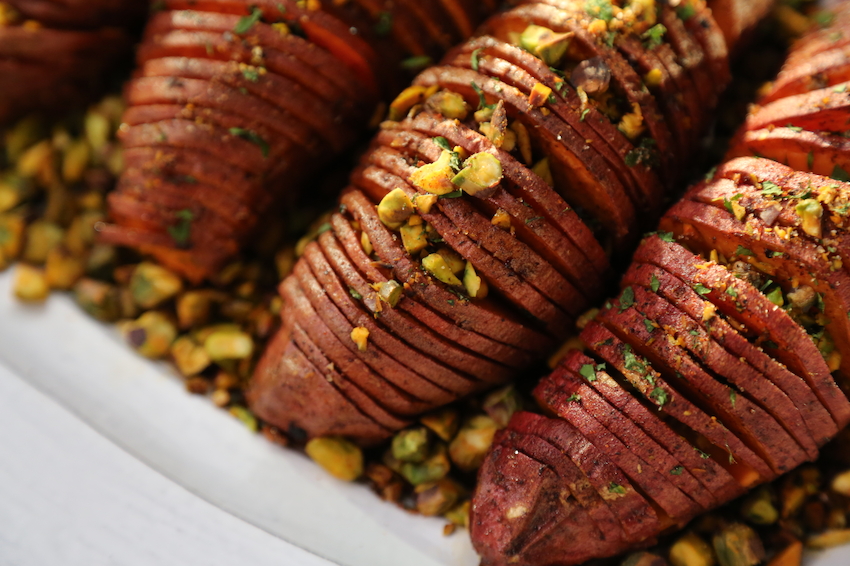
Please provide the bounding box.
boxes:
[631,234,850,428]
[511,411,661,544]
[538,371,704,522]
[761,45,850,103]
[729,127,850,178]
[470,439,613,566]
[413,65,638,246]
[598,291,804,476]
[662,198,850,385]
[448,36,664,212]
[341,189,552,352]
[497,429,633,562]
[283,274,435,417]
[626,284,818,460]
[302,238,476,397]
[545,354,717,510]
[351,161,574,336]
[582,320,772,486]
[387,115,610,281]
[328,212,531,372]
[246,322,395,446]
[745,83,850,133]
[622,261,838,448]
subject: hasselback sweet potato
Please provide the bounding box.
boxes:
[249,0,737,446]
[472,7,850,565]
[0,0,144,124]
[98,0,493,282]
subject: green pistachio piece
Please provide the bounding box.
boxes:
[452,152,503,197]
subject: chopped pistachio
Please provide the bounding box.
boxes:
[463,261,488,299]
[74,278,121,322]
[229,406,259,432]
[62,139,91,184]
[437,247,465,275]
[422,253,463,286]
[528,82,553,107]
[413,193,438,214]
[807,529,850,549]
[23,221,63,264]
[392,427,431,463]
[44,245,85,290]
[377,188,415,229]
[16,139,54,182]
[426,90,469,120]
[0,173,34,213]
[420,408,460,441]
[204,329,254,361]
[305,436,364,481]
[449,415,498,472]
[410,150,457,195]
[830,469,850,496]
[669,532,715,566]
[400,221,428,255]
[474,106,495,123]
[618,103,646,141]
[64,211,104,255]
[400,443,451,485]
[452,152,503,197]
[482,385,522,428]
[378,279,403,307]
[85,244,116,279]
[741,487,778,525]
[388,85,428,121]
[444,499,470,527]
[122,311,177,359]
[350,326,370,352]
[491,209,512,231]
[84,108,112,152]
[13,264,49,302]
[171,336,212,376]
[176,290,219,329]
[519,25,572,66]
[359,230,373,255]
[130,262,184,308]
[531,157,554,186]
[795,198,823,238]
[416,478,463,516]
[0,213,25,265]
[713,523,765,566]
[5,115,43,161]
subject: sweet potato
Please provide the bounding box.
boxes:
[632,234,850,427]
[622,262,838,448]
[745,83,850,132]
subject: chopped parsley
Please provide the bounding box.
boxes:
[618,286,635,312]
[670,465,684,475]
[471,48,482,72]
[234,7,263,34]
[735,245,754,257]
[650,273,660,293]
[470,81,495,110]
[241,67,260,82]
[401,55,432,71]
[566,393,581,403]
[624,138,659,168]
[644,318,656,333]
[585,0,614,22]
[579,363,598,382]
[608,482,627,495]
[729,389,737,408]
[808,151,815,170]
[676,4,696,21]
[761,181,783,197]
[641,24,667,49]
[694,283,712,296]
[650,387,669,408]
[623,345,648,376]
[167,209,194,247]
[726,286,738,298]
[349,288,363,300]
[832,165,850,182]
[229,128,269,157]
[432,136,451,151]
[580,108,591,122]
[374,11,393,37]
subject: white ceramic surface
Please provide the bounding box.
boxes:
[0,267,848,566]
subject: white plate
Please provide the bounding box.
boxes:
[0,268,847,566]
